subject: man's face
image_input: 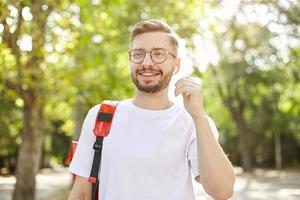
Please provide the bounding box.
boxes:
[129,32,179,93]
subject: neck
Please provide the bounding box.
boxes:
[133,88,173,110]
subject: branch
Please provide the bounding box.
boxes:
[15,2,24,88]
[2,2,24,57]
[0,71,21,94]
[5,80,21,94]
[2,2,25,90]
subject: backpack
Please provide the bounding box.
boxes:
[65,100,119,200]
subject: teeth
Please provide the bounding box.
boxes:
[140,72,159,77]
[143,73,155,77]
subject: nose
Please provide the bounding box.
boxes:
[142,52,153,66]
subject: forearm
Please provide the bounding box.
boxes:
[68,176,92,200]
[194,115,235,200]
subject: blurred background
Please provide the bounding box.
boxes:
[0,0,299,200]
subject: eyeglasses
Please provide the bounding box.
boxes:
[129,48,176,64]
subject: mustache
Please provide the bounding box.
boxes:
[136,68,163,74]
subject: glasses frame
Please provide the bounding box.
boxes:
[129,48,176,64]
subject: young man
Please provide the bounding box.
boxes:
[68,19,235,200]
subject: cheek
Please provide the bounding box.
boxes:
[162,62,175,73]
[129,63,138,74]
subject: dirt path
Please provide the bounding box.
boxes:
[194,168,300,200]
[0,167,71,200]
[1,167,299,200]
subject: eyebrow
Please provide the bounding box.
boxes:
[152,48,166,50]
[132,48,166,51]
[132,48,145,51]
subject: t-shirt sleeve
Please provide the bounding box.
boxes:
[68,104,100,178]
[187,116,219,180]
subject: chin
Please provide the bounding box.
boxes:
[131,71,171,93]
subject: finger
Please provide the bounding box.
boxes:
[175,76,193,86]
[175,81,202,95]
[175,77,202,88]
[175,78,201,89]
[175,76,190,85]
[175,84,199,96]
[175,76,201,85]
[175,86,198,97]
[176,81,200,91]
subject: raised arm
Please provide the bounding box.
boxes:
[175,76,235,200]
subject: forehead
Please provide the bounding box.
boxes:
[131,32,172,50]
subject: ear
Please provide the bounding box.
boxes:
[173,58,181,74]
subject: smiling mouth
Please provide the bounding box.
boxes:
[138,71,161,77]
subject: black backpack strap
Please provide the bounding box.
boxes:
[88,136,103,199]
[88,100,119,200]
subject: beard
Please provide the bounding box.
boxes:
[131,68,173,93]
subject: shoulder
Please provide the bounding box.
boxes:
[173,101,194,124]
[89,104,101,113]
[88,99,124,113]
[173,102,219,139]
[173,101,217,127]
[87,99,129,116]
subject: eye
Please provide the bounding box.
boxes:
[132,51,144,58]
[153,50,165,57]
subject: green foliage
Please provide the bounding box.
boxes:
[202,0,300,168]
[0,88,22,173]
[0,0,299,173]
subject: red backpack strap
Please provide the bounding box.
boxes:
[88,100,119,200]
[65,141,78,165]
[93,100,119,137]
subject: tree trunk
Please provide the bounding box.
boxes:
[233,112,252,172]
[211,65,253,171]
[72,94,86,141]
[13,98,44,200]
[274,133,282,169]
[227,102,252,172]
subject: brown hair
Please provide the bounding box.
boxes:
[130,19,179,55]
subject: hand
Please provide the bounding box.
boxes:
[175,76,206,119]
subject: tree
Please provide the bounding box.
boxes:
[1,1,59,199]
[201,0,300,170]
[1,1,205,199]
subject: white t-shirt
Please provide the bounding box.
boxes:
[69,99,219,200]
